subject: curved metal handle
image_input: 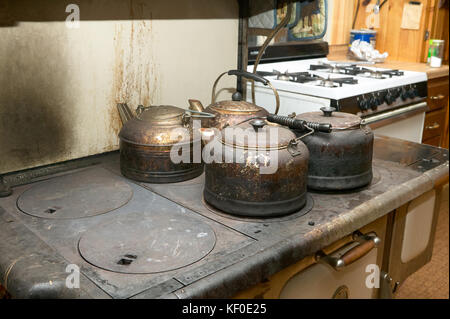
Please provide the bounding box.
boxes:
[211,70,280,115]
[316,232,381,271]
[430,94,445,100]
[228,70,269,85]
[425,122,440,130]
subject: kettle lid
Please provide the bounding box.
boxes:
[297,107,361,129]
[136,105,185,125]
[211,100,265,113]
[119,105,192,146]
[222,119,296,149]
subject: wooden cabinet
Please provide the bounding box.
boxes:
[422,76,449,147]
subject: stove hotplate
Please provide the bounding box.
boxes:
[17,168,132,219]
[309,62,405,79]
[257,70,358,88]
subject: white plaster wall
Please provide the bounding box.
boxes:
[0,0,239,173]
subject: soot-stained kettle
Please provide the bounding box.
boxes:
[188,70,280,130]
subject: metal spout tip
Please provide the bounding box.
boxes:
[116,103,135,125]
[188,99,205,113]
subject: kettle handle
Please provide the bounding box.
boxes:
[266,114,333,133]
[211,70,280,115]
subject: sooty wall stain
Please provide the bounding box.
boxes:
[0,25,72,174]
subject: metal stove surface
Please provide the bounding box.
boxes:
[0,166,254,299]
[0,136,447,298]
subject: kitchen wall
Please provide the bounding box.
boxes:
[353,0,431,62]
[0,0,239,174]
[325,0,355,46]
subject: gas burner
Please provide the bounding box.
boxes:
[310,63,405,79]
[289,73,358,87]
[292,73,358,87]
[318,77,338,88]
[359,68,405,79]
[256,70,311,81]
[310,62,358,75]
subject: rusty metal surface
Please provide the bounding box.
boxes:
[118,104,205,183]
[294,107,374,191]
[204,139,309,217]
[17,167,133,219]
[0,135,448,299]
[78,211,216,274]
[300,127,374,191]
[120,140,204,183]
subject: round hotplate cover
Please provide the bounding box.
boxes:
[17,168,133,219]
[78,211,216,274]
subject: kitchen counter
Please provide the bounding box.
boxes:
[0,136,448,299]
[327,46,449,80]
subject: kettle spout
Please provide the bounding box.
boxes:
[188,99,205,113]
[117,103,135,125]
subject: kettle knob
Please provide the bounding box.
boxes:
[249,119,266,132]
[232,91,243,101]
[321,107,336,117]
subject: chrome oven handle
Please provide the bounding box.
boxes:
[316,231,381,271]
[360,102,427,125]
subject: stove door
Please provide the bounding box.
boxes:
[386,187,444,295]
[372,112,426,143]
[233,216,388,299]
[279,237,379,299]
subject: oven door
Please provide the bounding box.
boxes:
[363,102,427,143]
[279,233,380,299]
[233,216,388,299]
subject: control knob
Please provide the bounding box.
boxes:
[358,98,369,111]
[408,86,418,99]
[401,88,409,101]
[384,92,395,105]
[369,94,380,110]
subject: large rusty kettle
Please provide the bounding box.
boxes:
[188,70,280,130]
[117,103,214,183]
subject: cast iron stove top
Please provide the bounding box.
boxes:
[0,136,448,299]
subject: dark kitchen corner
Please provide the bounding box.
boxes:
[0,0,449,307]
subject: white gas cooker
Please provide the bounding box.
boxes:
[247,58,428,143]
